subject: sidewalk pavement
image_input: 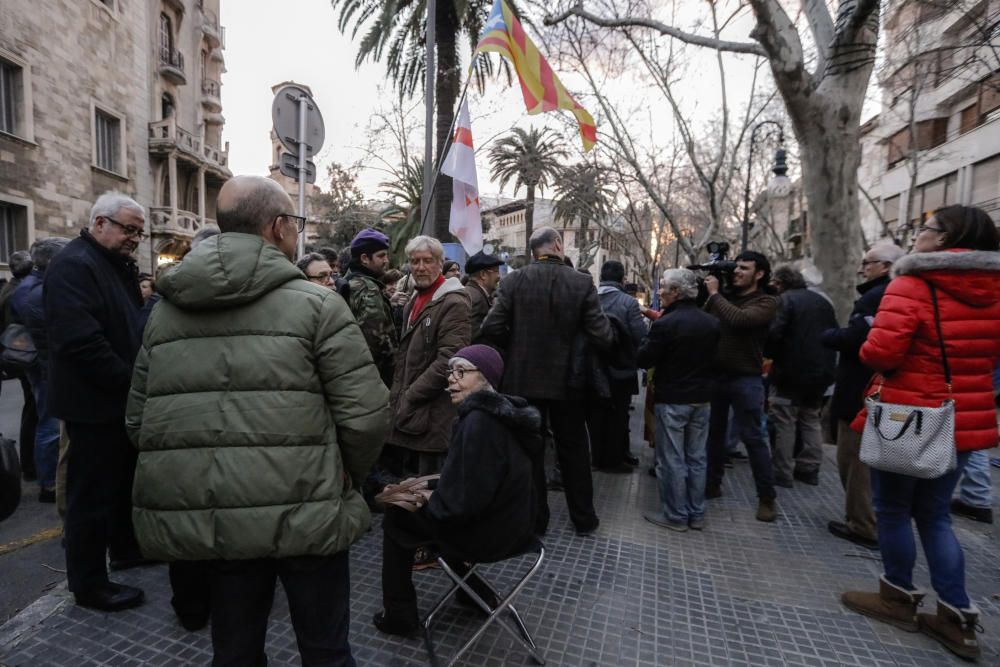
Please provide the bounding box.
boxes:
[1,433,997,666]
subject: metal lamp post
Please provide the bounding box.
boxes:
[740,120,787,252]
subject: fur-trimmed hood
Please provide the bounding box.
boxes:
[891,249,1000,307]
[457,390,542,453]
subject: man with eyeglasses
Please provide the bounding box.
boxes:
[127,175,389,665]
[821,241,905,550]
[296,252,336,289]
[43,192,148,612]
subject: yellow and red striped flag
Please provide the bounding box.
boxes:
[474,0,597,152]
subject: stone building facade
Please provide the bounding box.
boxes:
[0,0,230,274]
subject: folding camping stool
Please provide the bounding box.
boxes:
[422,537,546,667]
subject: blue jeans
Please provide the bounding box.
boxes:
[872,451,971,608]
[27,365,59,491]
[654,403,710,524]
[957,450,992,509]
[707,375,776,499]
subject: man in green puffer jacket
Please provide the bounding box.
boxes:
[126,176,390,667]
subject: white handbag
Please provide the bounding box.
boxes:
[860,282,957,479]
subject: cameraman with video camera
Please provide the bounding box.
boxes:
[702,251,780,522]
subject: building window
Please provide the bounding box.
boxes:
[93,106,124,175]
[971,155,1000,221]
[160,13,174,61]
[0,57,24,138]
[883,195,900,230]
[0,202,28,263]
[887,118,948,167]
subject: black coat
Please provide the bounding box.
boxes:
[10,270,48,366]
[637,300,721,404]
[44,230,142,423]
[481,256,613,400]
[766,287,839,398]
[821,275,890,422]
[425,391,541,563]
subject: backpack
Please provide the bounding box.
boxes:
[0,323,38,370]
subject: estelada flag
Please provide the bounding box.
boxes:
[441,99,484,255]
[474,0,597,152]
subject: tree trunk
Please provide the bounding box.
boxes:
[432,5,459,243]
[524,184,535,258]
[784,79,868,323]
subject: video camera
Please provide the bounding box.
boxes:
[687,241,737,304]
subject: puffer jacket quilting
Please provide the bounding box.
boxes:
[127,233,390,561]
[850,249,1000,451]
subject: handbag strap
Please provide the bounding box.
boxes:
[926,281,953,398]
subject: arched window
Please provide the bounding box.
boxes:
[161,93,175,120]
[159,13,173,61]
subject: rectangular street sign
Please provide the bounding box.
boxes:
[279,152,316,184]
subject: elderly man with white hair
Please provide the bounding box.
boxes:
[385,235,471,477]
[44,191,148,612]
[636,268,721,532]
[821,240,906,550]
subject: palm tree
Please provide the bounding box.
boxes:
[489,126,568,257]
[553,162,614,268]
[331,0,511,241]
[379,156,424,266]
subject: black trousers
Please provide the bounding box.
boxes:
[169,560,212,629]
[529,399,598,532]
[17,376,36,478]
[381,507,484,618]
[211,552,355,667]
[63,420,139,592]
[586,386,632,469]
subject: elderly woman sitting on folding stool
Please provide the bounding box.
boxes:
[374,344,541,637]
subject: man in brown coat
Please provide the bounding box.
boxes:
[385,236,471,476]
[463,250,503,342]
[481,227,613,535]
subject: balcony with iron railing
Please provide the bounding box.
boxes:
[201,9,225,48]
[159,47,186,84]
[201,79,222,112]
[148,117,229,173]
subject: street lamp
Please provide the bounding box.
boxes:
[741,120,788,252]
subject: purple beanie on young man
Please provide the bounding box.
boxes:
[454,344,504,389]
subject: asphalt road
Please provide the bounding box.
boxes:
[0,379,65,625]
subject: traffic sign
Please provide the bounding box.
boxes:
[279,152,316,183]
[271,84,325,157]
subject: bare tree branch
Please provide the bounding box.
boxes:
[543,4,767,56]
[747,0,808,81]
[802,0,835,74]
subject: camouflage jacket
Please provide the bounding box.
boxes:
[346,268,398,388]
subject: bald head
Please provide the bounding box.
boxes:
[217,176,293,235]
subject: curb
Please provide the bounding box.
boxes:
[0,584,70,653]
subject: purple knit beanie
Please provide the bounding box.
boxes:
[453,345,504,389]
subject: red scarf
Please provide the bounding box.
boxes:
[408,274,445,325]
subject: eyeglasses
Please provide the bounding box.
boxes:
[918,223,944,234]
[308,272,333,283]
[448,366,479,380]
[860,259,886,267]
[277,213,307,233]
[104,216,147,240]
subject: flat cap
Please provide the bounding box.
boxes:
[465,251,503,275]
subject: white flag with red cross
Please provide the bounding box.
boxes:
[441,99,483,255]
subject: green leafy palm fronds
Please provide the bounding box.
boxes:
[488,126,568,196]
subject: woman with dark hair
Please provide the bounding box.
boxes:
[841,205,1000,661]
[442,260,461,280]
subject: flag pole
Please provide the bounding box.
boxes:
[417,58,478,238]
[419,0,437,236]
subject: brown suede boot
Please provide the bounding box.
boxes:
[918,600,982,661]
[841,574,924,632]
[756,498,777,522]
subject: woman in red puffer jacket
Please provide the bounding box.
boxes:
[841,205,1000,662]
